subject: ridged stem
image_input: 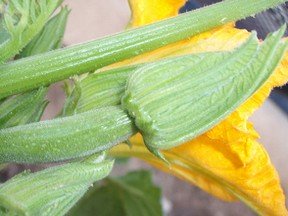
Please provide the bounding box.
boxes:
[0,0,285,99]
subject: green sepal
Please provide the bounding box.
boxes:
[122,27,288,150]
[61,79,82,117]
[0,154,114,216]
[0,106,136,163]
[144,144,170,165]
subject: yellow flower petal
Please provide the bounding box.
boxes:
[112,26,288,216]
[109,2,288,215]
[112,132,287,216]
[111,45,288,213]
[128,0,186,27]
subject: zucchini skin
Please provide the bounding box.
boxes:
[0,106,136,163]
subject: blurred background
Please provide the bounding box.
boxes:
[1,1,288,215]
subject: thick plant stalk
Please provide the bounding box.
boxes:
[0,106,136,163]
[0,0,286,99]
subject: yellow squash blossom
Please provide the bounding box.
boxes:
[128,0,186,27]
[111,0,288,215]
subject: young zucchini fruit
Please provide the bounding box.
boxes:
[0,106,136,163]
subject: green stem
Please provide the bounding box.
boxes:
[0,0,285,99]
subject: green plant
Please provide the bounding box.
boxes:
[0,0,287,215]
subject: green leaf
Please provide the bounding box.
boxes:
[0,106,136,163]
[0,0,63,63]
[121,28,288,151]
[0,154,114,216]
[19,6,69,57]
[0,0,285,99]
[69,170,162,216]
